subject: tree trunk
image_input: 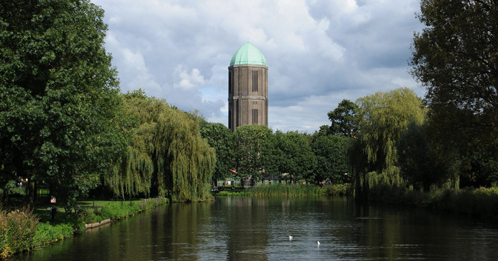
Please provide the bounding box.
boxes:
[26,180,36,208]
[150,149,159,197]
[1,188,9,206]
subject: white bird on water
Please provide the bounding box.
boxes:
[288,235,293,241]
[317,241,320,246]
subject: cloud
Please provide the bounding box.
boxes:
[173,66,206,90]
[91,0,423,132]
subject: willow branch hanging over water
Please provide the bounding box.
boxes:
[106,91,215,202]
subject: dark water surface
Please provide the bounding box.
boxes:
[17,196,498,260]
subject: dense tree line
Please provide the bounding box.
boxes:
[200,123,350,185]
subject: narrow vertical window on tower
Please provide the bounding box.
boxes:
[229,107,232,129]
[236,100,240,127]
[228,71,232,94]
[252,108,258,124]
[252,70,258,92]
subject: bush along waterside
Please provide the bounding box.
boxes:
[0,197,168,258]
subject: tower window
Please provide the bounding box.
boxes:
[228,71,232,94]
[252,70,258,92]
[252,109,258,124]
[229,107,232,130]
[236,100,239,127]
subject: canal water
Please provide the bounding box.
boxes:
[18,196,498,260]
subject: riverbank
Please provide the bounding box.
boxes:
[367,185,498,221]
[216,183,351,197]
[0,197,168,258]
[217,183,498,221]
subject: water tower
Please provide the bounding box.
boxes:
[228,42,268,131]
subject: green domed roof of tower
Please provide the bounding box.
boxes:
[230,42,267,67]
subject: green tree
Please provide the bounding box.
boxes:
[355,88,425,186]
[0,0,124,206]
[397,122,458,191]
[316,125,332,136]
[459,148,498,187]
[311,135,351,184]
[200,122,235,185]
[233,125,274,182]
[106,92,158,198]
[411,0,498,152]
[107,92,216,202]
[328,99,359,137]
[274,131,317,183]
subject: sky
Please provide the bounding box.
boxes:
[90,0,425,133]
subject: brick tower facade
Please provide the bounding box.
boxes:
[228,42,268,131]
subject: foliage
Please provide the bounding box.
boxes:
[411,0,498,148]
[160,108,215,202]
[247,184,324,196]
[459,148,498,187]
[0,197,168,257]
[397,122,458,191]
[106,92,162,198]
[411,0,498,186]
[355,88,425,186]
[216,184,351,197]
[322,183,352,196]
[233,125,275,180]
[0,0,126,206]
[218,184,323,196]
[273,131,317,182]
[420,187,498,220]
[107,92,215,202]
[32,222,74,248]
[362,183,498,221]
[200,122,235,184]
[327,99,359,137]
[311,135,351,184]
[0,207,39,258]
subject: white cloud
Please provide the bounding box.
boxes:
[91,0,423,132]
[174,66,205,90]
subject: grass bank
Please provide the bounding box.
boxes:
[217,183,351,197]
[1,197,168,258]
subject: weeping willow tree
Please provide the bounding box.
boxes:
[355,88,425,187]
[161,110,216,202]
[107,90,215,202]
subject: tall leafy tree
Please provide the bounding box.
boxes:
[311,135,350,184]
[200,122,235,185]
[233,125,274,181]
[163,109,216,202]
[107,92,216,202]
[356,88,425,186]
[106,92,158,198]
[397,122,458,191]
[411,0,498,152]
[274,131,317,183]
[0,0,124,205]
[328,99,359,137]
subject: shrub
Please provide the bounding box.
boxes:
[33,222,74,247]
[323,184,352,196]
[0,207,39,258]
